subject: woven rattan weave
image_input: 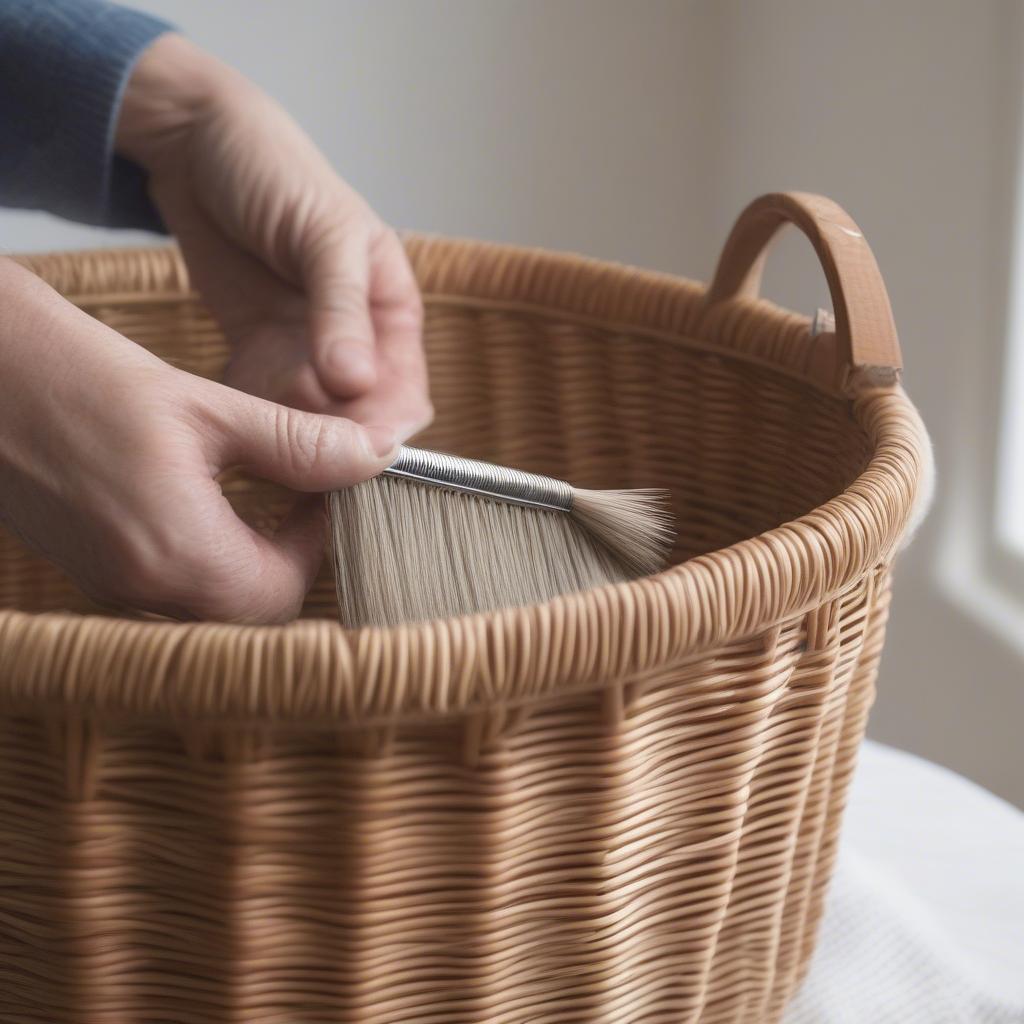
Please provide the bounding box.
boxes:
[0,193,927,1023]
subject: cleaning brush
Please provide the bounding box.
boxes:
[329,445,674,627]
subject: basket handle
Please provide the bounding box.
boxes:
[706,192,902,383]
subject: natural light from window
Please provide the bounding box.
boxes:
[998,182,1024,562]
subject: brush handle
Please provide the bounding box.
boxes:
[706,192,902,387]
[384,446,574,512]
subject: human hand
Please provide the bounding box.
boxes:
[116,34,432,441]
[0,259,398,623]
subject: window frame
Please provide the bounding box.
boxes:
[935,4,1024,652]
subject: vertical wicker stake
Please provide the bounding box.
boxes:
[49,714,104,802]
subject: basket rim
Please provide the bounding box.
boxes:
[0,241,928,726]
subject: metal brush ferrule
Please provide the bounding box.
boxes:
[383,446,574,512]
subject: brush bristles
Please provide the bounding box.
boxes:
[570,488,675,578]
[330,477,674,628]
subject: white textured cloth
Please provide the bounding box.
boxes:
[785,742,1024,1023]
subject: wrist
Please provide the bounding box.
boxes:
[115,34,239,170]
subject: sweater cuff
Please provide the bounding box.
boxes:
[0,1,173,231]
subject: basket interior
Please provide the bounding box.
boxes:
[0,270,871,620]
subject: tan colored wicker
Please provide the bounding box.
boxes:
[0,193,927,1024]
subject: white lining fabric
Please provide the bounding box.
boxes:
[786,742,1024,1023]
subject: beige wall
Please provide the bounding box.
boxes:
[2,1,1021,803]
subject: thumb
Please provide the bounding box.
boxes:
[305,226,378,398]
[209,386,398,491]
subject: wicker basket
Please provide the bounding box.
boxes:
[0,193,926,1024]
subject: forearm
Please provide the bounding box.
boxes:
[114,34,242,171]
[0,0,171,229]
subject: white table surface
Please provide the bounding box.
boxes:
[785,741,1024,1023]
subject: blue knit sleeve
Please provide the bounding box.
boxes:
[0,0,173,231]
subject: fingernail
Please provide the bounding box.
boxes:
[393,417,429,446]
[388,404,435,446]
[365,424,398,459]
[325,346,375,389]
[346,351,375,381]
